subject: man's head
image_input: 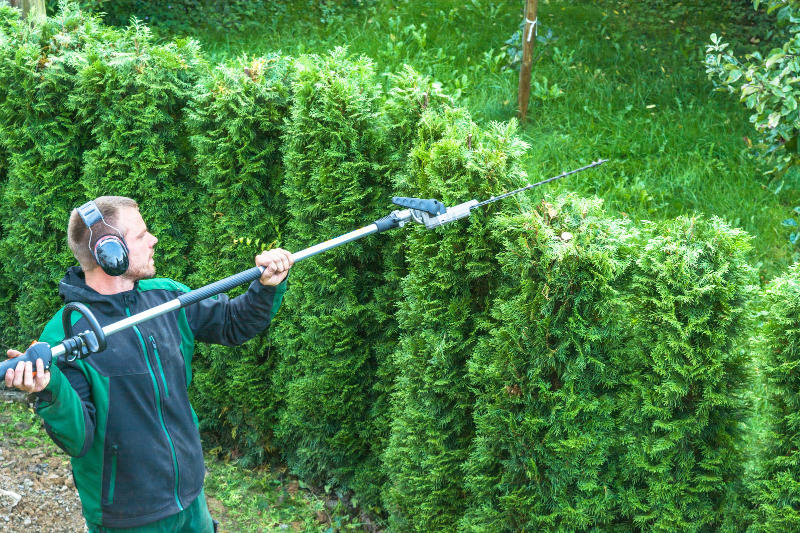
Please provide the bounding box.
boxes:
[68,196,158,281]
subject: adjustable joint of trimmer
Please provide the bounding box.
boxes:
[389,196,478,230]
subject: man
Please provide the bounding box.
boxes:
[3,196,293,532]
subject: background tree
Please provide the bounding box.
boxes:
[706,0,800,182]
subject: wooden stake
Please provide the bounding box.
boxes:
[517,0,538,122]
[9,0,46,19]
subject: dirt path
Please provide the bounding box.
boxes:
[0,394,86,533]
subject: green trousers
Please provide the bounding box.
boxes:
[86,490,214,533]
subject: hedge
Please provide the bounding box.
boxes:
[0,4,775,530]
[462,199,755,532]
[618,216,754,532]
[462,197,638,532]
[184,53,294,465]
[750,264,800,531]
[270,48,394,506]
[0,4,16,349]
[73,20,203,283]
[381,108,530,531]
[0,4,110,346]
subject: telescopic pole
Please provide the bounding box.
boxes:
[0,159,607,377]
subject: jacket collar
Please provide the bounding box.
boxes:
[59,266,139,315]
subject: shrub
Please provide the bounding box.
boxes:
[461,201,755,532]
[0,4,111,346]
[705,0,800,181]
[462,196,638,531]
[270,48,393,506]
[184,53,294,465]
[71,19,204,283]
[381,108,529,531]
[0,4,17,347]
[617,216,754,531]
[750,264,800,531]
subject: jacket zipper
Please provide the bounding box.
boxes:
[126,308,183,511]
[102,444,119,506]
[150,336,169,398]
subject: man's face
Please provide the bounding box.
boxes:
[118,207,158,281]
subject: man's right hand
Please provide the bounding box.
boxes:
[4,349,50,393]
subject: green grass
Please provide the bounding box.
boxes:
[204,459,366,532]
[136,0,799,280]
[0,398,50,449]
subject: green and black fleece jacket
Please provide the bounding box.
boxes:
[35,266,286,529]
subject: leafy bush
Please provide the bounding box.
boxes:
[462,196,638,531]
[184,53,294,465]
[705,0,800,181]
[617,216,754,531]
[0,4,15,348]
[45,0,107,17]
[381,108,529,531]
[750,264,800,531]
[72,20,204,282]
[270,48,393,506]
[0,4,111,346]
[462,199,754,532]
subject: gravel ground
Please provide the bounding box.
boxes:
[0,394,86,533]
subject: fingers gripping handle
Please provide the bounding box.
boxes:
[0,342,53,377]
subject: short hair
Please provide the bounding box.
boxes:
[67,196,139,271]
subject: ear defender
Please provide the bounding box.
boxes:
[76,201,129,276]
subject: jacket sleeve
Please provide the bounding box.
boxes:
[185,278,287,346]
[36,360,97,458]
[31,306,97,457]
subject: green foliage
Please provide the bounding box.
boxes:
[0,5,779,530]
[618,216,755,531]
[203,457,365,532]
[382,65,453,170]
[0,4,111,346]
[0,4,18,348]
[72,20,204,283]
[462,196,638,532]
[705,1,800,181]
[184,53,294,465]
[382,107,529,531]
[46,0,107,17]
[750,264,800,531]
[271,48,392,507]
[462,200,755,532]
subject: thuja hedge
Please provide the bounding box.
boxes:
[0,5,14,348]
[270,48,394,506]
[619,217,754,531]
[460,202,755,532]
[382,108,530,531]
[74,20,203,282]
[184,53,294,465]
[0,4,111,346]
[750,265,800,531]
[462,197,639,532]
[0,4,775,530]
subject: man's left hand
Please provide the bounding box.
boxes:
[256,248,294,286]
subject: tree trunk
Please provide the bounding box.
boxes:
[9,0,46,19]
[517,0,538,122]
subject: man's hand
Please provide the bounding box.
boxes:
[4,349,50,393]
[256,248,294,286]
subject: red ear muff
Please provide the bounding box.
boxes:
[93,234,130,276]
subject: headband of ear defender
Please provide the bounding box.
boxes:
[76,201,130,277]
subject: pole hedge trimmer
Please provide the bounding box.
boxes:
[0,159,607,377]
